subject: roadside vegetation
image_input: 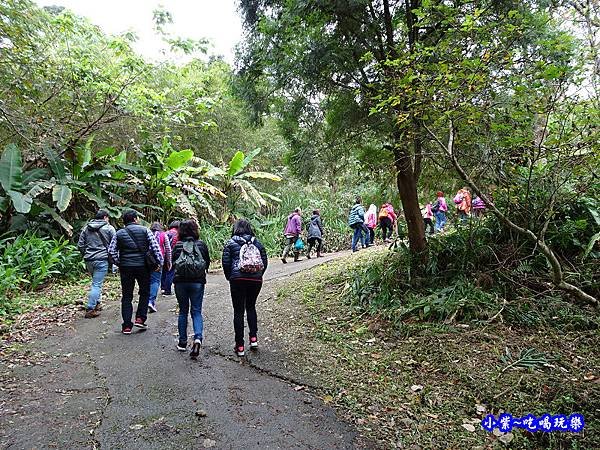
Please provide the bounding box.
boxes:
[275,241,599,449]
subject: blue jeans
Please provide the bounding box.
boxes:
[434,211,447,231]
[86,260,109,310]
[351,223,366,251]
[175,282,205,343]
[149,270,162,306]
[161,269,175,294]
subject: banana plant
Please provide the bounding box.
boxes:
[136,138,225,221]
[204,148,282,222]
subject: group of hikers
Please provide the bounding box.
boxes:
[421,188,487,235]
[78,209,268,358]
[77,187,486,359]
[279,200,400,259]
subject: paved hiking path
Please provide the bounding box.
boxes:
[1,251,367,449]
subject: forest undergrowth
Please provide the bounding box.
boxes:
[272,220,599,449]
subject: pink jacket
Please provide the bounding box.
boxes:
[385,204,397,222]
[365,211,377,229]
[437,196,448,212]
[422,204,433,219]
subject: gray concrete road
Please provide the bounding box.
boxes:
[0,251,368,450]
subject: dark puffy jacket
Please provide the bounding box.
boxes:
[171,238,210,284]
[114,224,152,267]
[222,234,268,282]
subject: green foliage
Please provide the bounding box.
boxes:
[0,232,84,311]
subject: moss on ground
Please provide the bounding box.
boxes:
[273,249,600,449]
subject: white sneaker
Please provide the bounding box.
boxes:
[249,337,258,349]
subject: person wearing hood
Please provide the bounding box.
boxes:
[306,209,324,258]
[171,219,210,359]
[348,196,368,252]
[77,209,116,318]
[364,204,378,245]
[222,219,268,357]
[281,207,302,263]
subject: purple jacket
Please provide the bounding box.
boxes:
[284,213,302,236]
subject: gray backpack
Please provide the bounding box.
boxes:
[174,241,206,278]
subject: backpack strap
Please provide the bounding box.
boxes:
[124,227,148,253]
[91,223,110,251]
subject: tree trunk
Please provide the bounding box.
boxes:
[394,144,426,254]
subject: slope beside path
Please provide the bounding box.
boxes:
[0,251,368,450]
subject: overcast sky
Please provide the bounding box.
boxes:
[35,0,243,64]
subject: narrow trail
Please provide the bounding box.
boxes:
[0,250,368,450]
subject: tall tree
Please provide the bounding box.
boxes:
[237,0,429,253]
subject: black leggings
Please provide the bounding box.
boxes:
[307,237,322,254]
[229,280,262,346]
[380,217,393,240]
[424,218,434,234]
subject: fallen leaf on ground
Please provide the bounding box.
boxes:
[410,384,424,392]
[129,424,144,430]
[323,395,333,404]
[462,424,476,432]
[498,432,514,444]
[294,386,306,391]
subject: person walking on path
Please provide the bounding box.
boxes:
[161,220,179,296]
[77,209,116,318]
[421,203,435,235]
[281,208,302,263]
[364,204,377,245]
[432,191,448,232]
[349,197,368,252]
[378,202,397,242]
[148,222,172,313]
[222,219,268,357]
[306,209,324,259]
[171,219,210,359]
[108,210,163,334]
[454,187,472,222]
[472,195,486,218]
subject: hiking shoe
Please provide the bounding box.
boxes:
[148,302,157,313]
[190,339,202,359]
[281,258,287,264]
[94,303,103,311]
[134,318,148,329]
[84,309,100,319]
[177,341,187,351]
[234,345,245,357]
[249,337,258,350]
[122,327,132,335]
[306,253,311,259]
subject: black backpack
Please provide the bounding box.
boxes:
[174,241,206,278]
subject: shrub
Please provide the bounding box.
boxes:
[0,232,84,313]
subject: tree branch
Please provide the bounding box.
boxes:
[424,121,598,306]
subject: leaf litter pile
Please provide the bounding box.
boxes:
[265,252,599,449]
